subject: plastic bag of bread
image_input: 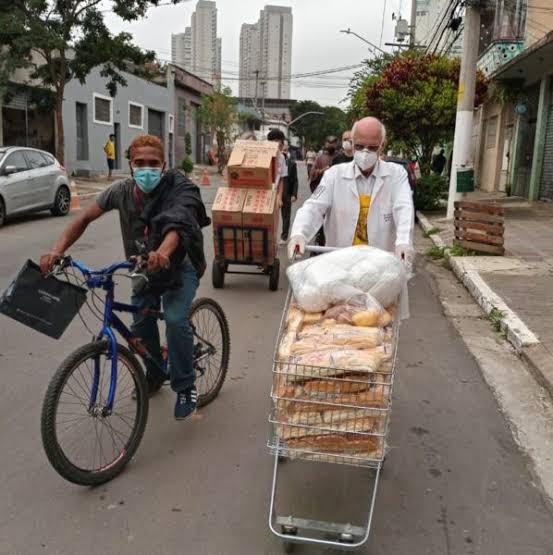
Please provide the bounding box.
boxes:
[286,306,303,333]
[287,246,406,312]
[277,331,296,360]
[330,349,383,372]
[324,293,384,327]
[298,324,384,349]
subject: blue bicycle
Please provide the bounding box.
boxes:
[40,256,230,486]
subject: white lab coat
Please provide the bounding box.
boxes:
[291,159,414,317]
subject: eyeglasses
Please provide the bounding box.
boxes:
[354,144,381,152]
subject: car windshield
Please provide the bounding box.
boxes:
[0,149,6,165]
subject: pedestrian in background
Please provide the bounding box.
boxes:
[431,148,446,175]
[280,142,298,245]
[332,130,354,166]
[309,135,337,193]
[104,134,116,181]
[305,147,316,178]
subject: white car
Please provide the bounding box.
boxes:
[0,146,71,227]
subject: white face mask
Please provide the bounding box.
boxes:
[343,140,352,151]
[354,149,379,171]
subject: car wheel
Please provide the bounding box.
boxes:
[0,198,5,227]
[51,186,71,216]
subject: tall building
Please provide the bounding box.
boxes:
[191,0,221,85]
[171,1,221,85]
[171,27,192,70]
[239,23,260,98]
[239,5,293,101]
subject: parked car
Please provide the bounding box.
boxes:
[384,156,417,193]
[0,147,70,227]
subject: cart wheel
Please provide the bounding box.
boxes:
[212,260,225,289]
[269,258,280,291]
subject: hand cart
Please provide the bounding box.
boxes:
[267,246,401,552]
[212,225,280,291]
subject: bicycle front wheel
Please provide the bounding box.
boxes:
[190,298,230,407]
[41,341,148,486]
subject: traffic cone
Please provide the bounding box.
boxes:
[201,169,211,186]
[69,180,81,211]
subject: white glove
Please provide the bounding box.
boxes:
[287,235,306,260]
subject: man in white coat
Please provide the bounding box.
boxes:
[287,116,414,316]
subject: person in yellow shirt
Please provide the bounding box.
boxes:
[104,134,116,180]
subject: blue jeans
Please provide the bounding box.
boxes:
[131,262,199,392]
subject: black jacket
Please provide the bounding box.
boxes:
[284,157,298,198]
[139,170,210,293]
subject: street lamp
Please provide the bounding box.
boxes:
[285,111,324,143]
[340,28,387,56]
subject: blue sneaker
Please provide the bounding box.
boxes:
[174,386,197,420]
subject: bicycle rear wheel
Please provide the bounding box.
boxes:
[189,298,230,407]
[41,341,148,486]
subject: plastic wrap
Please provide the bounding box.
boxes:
[286,246,406,312]
[324,293,384,327]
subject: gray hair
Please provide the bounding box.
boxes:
[352,119,387,145]
[239,131,257,141]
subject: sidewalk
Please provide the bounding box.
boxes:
[418,198,553,399]
[72,164,226,197]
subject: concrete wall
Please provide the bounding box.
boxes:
[63,67,171,177]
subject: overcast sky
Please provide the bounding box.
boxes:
[105,0,409,107]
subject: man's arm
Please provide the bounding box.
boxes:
[291,162,299,199]
[40,202,104,272]
[147,230,180,271]
[392,168,415,248]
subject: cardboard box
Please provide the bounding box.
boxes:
[242,189,279,262]
[211,187,247,260]
[227,140,279,190]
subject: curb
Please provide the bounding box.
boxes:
[417,209,553,398]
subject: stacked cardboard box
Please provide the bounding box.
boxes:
[212,141,280,264]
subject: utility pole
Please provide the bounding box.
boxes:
[254,69,259,110]
[446,1,481,219]
[410,0,417,47]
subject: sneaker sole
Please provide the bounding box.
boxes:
[175,409,197,421]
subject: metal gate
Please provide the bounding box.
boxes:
[539,94,553,200]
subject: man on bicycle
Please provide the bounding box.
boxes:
[40,134,210,420]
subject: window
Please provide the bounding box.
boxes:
[25,150,48,169]
[178,104,186,137]
[4,151,29,173]
[93,93,113,125]
[128,101,144,129]
[40,152,55,166]
[486,115,499,149]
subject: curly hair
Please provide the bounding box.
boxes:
[129,134,165,160]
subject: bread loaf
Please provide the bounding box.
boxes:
[278,331,296,360]
[377,309,392,328]
[352,309,380,327]
[287,433,382,456]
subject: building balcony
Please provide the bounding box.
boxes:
[477,39,525,77]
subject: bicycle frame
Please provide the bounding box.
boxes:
[68,258,163,413]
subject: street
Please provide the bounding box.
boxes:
[1,166,552,555]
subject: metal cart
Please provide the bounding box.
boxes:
[267,248,400,552]
[212,225,280,291]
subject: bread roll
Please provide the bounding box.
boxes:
[352,309,380,327]
[302,311,323,325]
[278,331,296,360]
[286,307,303,333]
[377,309,392,328]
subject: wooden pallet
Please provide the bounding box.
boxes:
[453,201,505,255]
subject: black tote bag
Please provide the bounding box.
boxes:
[0,260,87,339]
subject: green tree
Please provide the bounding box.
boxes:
[0,0,180,164]
[198,85,238,174]
[290,100,349,149]
[349,51,488,174]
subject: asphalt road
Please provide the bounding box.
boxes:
[1,165,552,555]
